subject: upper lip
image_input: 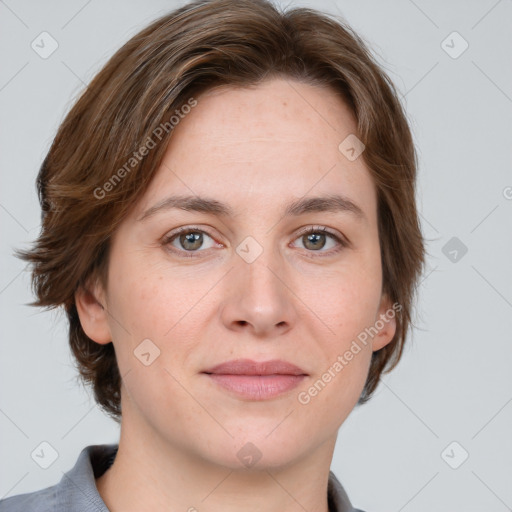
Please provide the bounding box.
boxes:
[203,359,308,376]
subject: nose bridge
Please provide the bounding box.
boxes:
[236,236,285,303]
[221,234,297,334]
[243,250,280,293]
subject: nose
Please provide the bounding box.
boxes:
[219,247,298,338]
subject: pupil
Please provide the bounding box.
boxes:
[305,233,325,250]
[181,232,202,250]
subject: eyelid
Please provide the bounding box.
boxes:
[292,225,349,253]
[161,225,218,242]
[161,225,221,252]
[294,225,347,243]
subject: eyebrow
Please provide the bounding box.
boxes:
[137,193,365,222]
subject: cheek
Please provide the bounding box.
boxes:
[106,250,201,339]
[295,249,381,414]
[104,252,215,398]
[294,270,379,429]
[293,309,374,442]
[104,260,204,414]
[303,252,382,344]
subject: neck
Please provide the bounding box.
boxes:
[96,411,336,512]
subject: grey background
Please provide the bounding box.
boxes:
[1,0,511,511]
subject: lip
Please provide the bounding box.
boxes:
[202,359,308,400]
[204,358,307,376]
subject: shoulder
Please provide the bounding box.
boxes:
[328,470,369,512]
[0,444,117,512]
[0,483,58,511]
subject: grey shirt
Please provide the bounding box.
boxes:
[0,444,366,512]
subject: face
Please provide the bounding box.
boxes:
[77,78,396,469]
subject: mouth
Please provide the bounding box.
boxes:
[202,359,308,400]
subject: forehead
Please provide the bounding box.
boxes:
[131,78,376,223]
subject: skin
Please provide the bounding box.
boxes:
[76,78,396,512]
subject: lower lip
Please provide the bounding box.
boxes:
[205,374,306,400]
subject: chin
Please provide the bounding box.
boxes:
[202,424,311,471]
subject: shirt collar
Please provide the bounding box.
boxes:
[56,444,358,512]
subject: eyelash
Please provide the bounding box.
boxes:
[161,225,348,259]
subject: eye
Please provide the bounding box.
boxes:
[162,226,220,257]
[291,226,347,255]
[162,225,348,259]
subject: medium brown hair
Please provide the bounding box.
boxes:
[18,0,425,422]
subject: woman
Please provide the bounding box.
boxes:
[1,0,424,510]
